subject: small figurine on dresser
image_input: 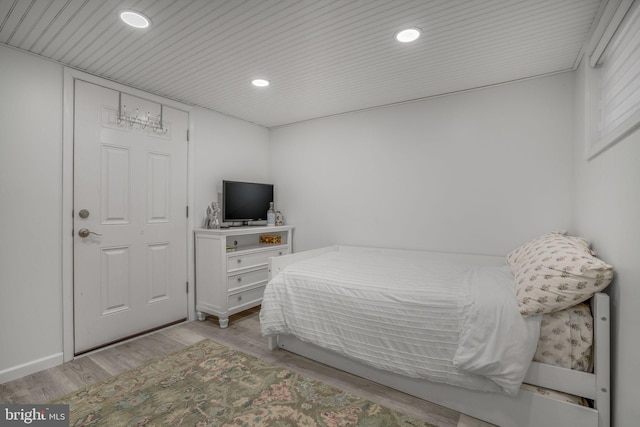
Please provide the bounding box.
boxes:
[205,202,220,229]
[275,210,285,226]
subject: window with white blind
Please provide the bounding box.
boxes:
[586,0,640,159]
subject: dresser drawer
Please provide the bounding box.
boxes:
[228,285,266,311]
[227,247,288,272]
[227,268,269,293]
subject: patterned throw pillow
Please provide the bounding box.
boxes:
[534,303,593,372]
[507,232,613,316]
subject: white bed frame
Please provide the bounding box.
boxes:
[265,245,610,427]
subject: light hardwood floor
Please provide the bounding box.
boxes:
[0,308,494,427]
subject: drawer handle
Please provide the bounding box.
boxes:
[237,259,242,264]
[237,295,242,301]
[237,277,242,282]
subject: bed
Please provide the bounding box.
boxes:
[260,232,612,427]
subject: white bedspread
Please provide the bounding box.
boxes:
[260,250,541,395]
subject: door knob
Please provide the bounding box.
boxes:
[78,228,102,238]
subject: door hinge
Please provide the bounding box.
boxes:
[186,130,190,142]
[186,206,189,218]
[186,282,189,293]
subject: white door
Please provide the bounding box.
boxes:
[73,80,188,354]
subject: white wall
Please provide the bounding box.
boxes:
[270,73,576,255]
[0,46,64,379]
[192,108,270,227]
[572,61,640,427]
[0,45,270,382]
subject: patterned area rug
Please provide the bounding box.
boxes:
[51,339,435,426]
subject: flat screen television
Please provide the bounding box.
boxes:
[222,180,274,224]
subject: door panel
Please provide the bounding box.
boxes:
[73,80,188,354]
[101,145,131,224]
[147,152,170,222]
[100,246,130,314]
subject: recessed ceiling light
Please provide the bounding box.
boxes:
[252,79,270,87]
[395,27,421,43]
[120,10,151,29]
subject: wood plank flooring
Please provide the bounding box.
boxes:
[0,308,493,427]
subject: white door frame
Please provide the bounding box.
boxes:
[62,67,196,362]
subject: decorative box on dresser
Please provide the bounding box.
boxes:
[194,225,294,327]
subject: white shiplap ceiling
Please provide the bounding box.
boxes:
[1,0,604,127]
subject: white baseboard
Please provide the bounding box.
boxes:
[0,353,64,384]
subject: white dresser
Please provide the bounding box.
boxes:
[194,225,294,327]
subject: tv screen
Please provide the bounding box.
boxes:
[223,180,274,223]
